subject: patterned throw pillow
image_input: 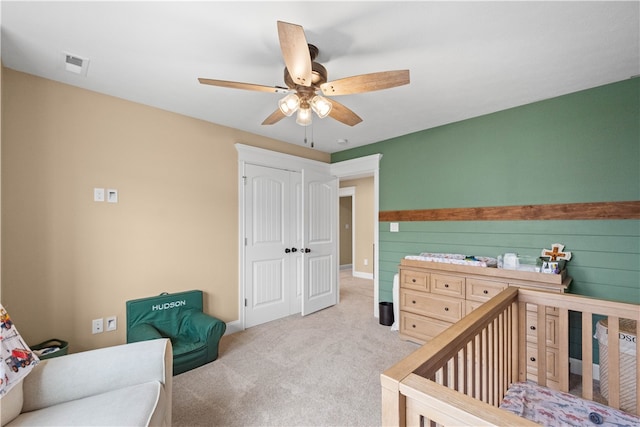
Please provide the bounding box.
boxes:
[1,304,40,397]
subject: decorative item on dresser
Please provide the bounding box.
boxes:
[398,258,571,389]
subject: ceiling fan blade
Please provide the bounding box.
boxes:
[262,108,287,125]
[320,70,410,96]
[198,78,288,94]
[277,21,312,87]
[328,99,362,126]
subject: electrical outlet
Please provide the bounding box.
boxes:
[106,316,117,331]
[92,318,104,334]
[94,188,105,202]
[364,259,369,266]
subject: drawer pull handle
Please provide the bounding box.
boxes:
[412,324,416,328]
[444,307,449,311]
[412,300,416,304]
[530,326,536,330]
[412,279,416,283]
[530,357,536,362]
[444,283,449,288]
[483,290,489,294]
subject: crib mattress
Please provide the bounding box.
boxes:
[500,381,639,426]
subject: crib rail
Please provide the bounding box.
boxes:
[381,287,640,426]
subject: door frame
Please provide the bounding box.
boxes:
[330,154,382,319]
[339,186,356,274]
[235,143,336,331]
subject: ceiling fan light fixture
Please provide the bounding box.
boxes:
[296,107,312,126]
[310,95,332,118]
[278,93,300,116]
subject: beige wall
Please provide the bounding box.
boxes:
[340,177,374,275]
[339,196,352,265]
[1,68,329,352]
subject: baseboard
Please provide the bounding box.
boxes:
[353,271,374,280]
[570,357,600,381]
[340,264,352,270]
[224,320,243,336]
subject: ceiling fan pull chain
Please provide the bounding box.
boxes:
[311,123,314,148]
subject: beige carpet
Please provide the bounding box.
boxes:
[172,271,419,426]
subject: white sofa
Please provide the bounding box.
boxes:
[1,339,172,426]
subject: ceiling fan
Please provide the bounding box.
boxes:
[198,21,410,127]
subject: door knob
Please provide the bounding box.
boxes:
[304,248,311,253]
[285,248,291,253]
[291,247,298,253]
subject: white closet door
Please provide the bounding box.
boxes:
[302,168,338,316]
[244,164,299,327]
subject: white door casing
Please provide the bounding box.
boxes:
[330,154,382,318]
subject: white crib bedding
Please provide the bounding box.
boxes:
[500,381,640,427]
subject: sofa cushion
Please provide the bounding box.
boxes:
[6,381,165,427]
[1,380,23,427]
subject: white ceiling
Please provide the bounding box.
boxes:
[2,1,638,153]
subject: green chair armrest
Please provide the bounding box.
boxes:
[128,323,163,343]
[184,311,226,361]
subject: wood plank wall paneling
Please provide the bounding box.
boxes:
[379,201,640,222]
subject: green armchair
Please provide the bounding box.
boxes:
[126,290,226,375]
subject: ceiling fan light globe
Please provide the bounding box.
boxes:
[278,93,300,116]
[296,107,312,126]
[310,95,332,118]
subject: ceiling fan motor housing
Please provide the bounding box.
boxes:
[284,44,327,99]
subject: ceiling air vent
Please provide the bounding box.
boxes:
[64,53,90,76]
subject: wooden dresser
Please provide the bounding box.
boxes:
[398,258,572,389]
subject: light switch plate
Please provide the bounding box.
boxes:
[107,189,118,203]
[390,222,399,232]
[106,316,117,331]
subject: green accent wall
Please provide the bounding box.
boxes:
[332,77,639,304]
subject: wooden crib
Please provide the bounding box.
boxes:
[381,287,639,426]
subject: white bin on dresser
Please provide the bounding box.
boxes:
[596,318,637,414]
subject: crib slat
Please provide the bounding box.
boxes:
[536,304,547,387]
[510,302,519,383]
[482,327,488,403]
[518,302,527,382]
[488,320,495,405]
[636,332,640,415]
[498,312,505,401]
[581,311,593,400]
[459,345,467,394]
[470,339,477,399]
[607,316,621,409]
[452,350,459,390]
[558,307,570,392]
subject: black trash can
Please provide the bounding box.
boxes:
[379,302,394,326]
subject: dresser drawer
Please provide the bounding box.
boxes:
[400,311,451,344]
[400,269,430,291]
[466,279,508,302]
[431,274,465,298]
[526,312,559,348]
[465,300,484,315]
[526,344,560,385]
[526,303,559,316]
[401,289,463,323]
